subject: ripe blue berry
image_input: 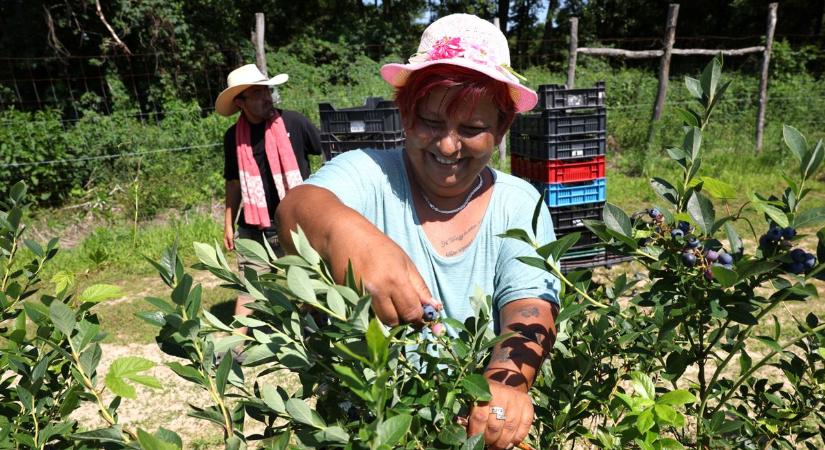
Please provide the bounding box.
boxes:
[786,262,805,274]
[759,235,770,248]
[781,227,796,240]
[422,305,438,322]
[705,250,719,262]
[682,252,697,266]
[766,227,782,242]
[678,221,691,233]
[648,208,661,218]
[704,269,714,281]
[671,229,685,239]
[718,252,733,265]
[686,236,700,249]
[790,248,807,263]
[803,254,817,270]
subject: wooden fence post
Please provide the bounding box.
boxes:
[648,4,680,145]
[254,13,267,76]
[755,3,778,153]
[567,18,578,89]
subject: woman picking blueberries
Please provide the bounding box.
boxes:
[277,13,560,450]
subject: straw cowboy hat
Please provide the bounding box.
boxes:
[380,13,538,113]
[215,64,288,116]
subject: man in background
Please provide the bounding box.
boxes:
[215,63,322,336]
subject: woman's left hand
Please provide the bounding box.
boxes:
[467,379,534,450]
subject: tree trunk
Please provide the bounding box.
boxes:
[498,0,509,34]
[537,0,560,64]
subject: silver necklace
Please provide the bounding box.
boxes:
[420,173,484,215]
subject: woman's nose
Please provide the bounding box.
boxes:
[436,129,461,155]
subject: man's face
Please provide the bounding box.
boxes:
[234,85,276,123]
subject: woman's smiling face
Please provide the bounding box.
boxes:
[404,86,503,201]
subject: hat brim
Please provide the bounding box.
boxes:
[214,73,289,116]
[380,60,537,113]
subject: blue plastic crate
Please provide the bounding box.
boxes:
[534,178,606,207]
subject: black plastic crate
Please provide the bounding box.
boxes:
[511,108,606,138]
[556,227,601,251]
[560,250,633,272]
[510,135,605,160]
[319,97,403,134]
[322,131,405,157]
[536,81,605,111]
[550,202,604,232]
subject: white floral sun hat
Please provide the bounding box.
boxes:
[380,13,538,113]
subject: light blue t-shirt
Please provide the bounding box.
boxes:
[306,149,560,327]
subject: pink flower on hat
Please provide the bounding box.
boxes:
[428,36,464,60]
[462,41,498,68]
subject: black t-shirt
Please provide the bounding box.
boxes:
[224,109,322,230]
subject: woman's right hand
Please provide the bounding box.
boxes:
[335,233,441,327]
[277,185,441,327]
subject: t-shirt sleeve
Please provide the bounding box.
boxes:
[223,126,238,181]
[304,150,378,214]
[494,189,560,309]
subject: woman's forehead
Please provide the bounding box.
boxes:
[420,87,498,119]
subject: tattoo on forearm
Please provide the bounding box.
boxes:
[440,223,479,248]
[518,307,540,318]
[491,347,512,363]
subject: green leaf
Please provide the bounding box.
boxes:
[531,191,545,237]
[105,356,159,399]
[700,56,721,103]
[261,384,286,413]
[51,271,75,295]
[636,409,654,433]
[536,232,581,262]
[654,403,679,424]
[650,178,679,205]
[673,107,700,127]
[685,76,703,99]
[286,398,326,429]
[783,125,808,163]
[214,350,232,396]
[460,373,492,402]
[137,428,179,450]
[694,176,737,200]
[292,226,321,266]
[70,426,125,444]
[711,266,738,287]
[287,266,317,305]
[555,302,588,324]
[687,192,715,235]
[49,301,76,336]
[735,260,780,279]
[657,390,696,406]
[602,203,632,237]
[795,207,825,228]
[333,364,373,402]
[750,195,789,228]
[326,288,347,319]
[366,318,389,366]
[235,238,270,265]
[79,284,123,303]
[659,437,685,450]
[755,336,782,352]
[801,139,824,181]
[684,126,702,162]
[376,414,412,447]
[631,372,655,401]
[202,310,233,332]
[498,228,535,247]
[193,242,221,268]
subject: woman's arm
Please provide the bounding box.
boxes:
[276,185,439,326]
[467,298,558,450]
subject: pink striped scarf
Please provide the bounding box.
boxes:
[235,112,303,229]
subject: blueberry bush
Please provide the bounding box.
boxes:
[0,181,183,448]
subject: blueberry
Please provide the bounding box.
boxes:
[781,227,796,240]
[678,221,691,233]
[786,262,805,274]
[766,227,782,242]
[704,269,714,281]
[671,229,685,239]
[759,235,770,248]
[723,263,733,270]
[718,252,733,265]
[422,305,438,322]
[705,250,719,262]
[682,252,697,267]
[686,236,700,249]
[790,248,807,263]
[804,254,817,270]
[649,208,661,218]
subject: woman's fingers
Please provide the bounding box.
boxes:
[467,403,489,440]
[513,401,534,448]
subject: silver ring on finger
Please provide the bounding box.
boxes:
[490,406,506,421]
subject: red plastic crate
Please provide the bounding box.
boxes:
[511,155,605,183]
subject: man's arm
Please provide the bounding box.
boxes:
[224,180,241,250]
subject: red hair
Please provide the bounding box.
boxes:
[394,65,516,135]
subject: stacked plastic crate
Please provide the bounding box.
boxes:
[510,82,615,271]
[318,97,405,158]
